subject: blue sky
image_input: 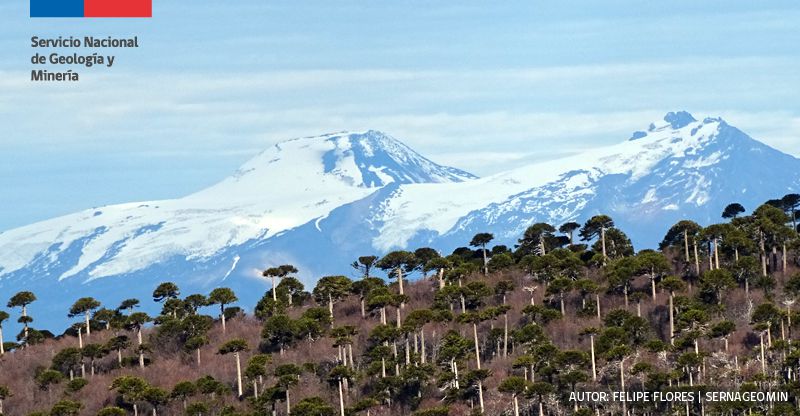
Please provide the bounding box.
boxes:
[1,1,799,231]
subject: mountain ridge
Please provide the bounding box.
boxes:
[1,112,799,331]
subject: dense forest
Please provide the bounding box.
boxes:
[1,194,800,416]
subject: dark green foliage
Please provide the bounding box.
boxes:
[65,378,88,393]
[49,400,82,416]
[412,406,450,416]
[185,402,209,416]
[722,203,746,219]
[35,369,63,391]
[96,407,127,416]
[219,338,249,354]
[152,282,180,303]
[291,396,335,416]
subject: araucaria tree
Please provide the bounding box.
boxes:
[262,264,298,302]
[208,287,238,333]
[126,312,151,368]
[312,275,353,320]
[152,282,180,317]
[376,250,416,301]
[7,291,37,339]
[68,297,101,337]
[218,338,249,397]
[470,232,494,275]
[580,215,614,260]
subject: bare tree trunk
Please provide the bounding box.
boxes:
[601,227,607,259]
[503,312,509,357]
[360,299,366,318]
[513,395,519,416]
[221,305,227,333]
[472,322,485,414]
[137,328,145,369]
[196,348,201,366]
[0,327,4,355]
[396,307,402,329]
[478,380,485,414]
[590,334,597,381]
[392,343,399,375]
[596,294,601,319]
[286,388,291,415]
[438,268,445,289]
[714,238,720,270]
[708,242,713,270]
[272,276,277,301]
[669,292,675,345]
[760,332,767,376]
[651,277,657,301]
[459,279,466,313]
[405,336,411,365]
[338,379,346,416]
[398,267,404,295]
[453,360,459,389]
[472,323,482,369]
[235,352,243,397]
[348,344,354,367]
[767,326,773,348]
[482,246,488,276]
[760,232,768,277]
[22,305,29,339]
[620,358,627,416]
[694,240,700,276]
[783,243,788,276]
[421,330,427,364]
[683,230,690,262]
[85,311,92,336]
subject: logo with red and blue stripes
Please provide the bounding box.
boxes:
[31,0,151,18]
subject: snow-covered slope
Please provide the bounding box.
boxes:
[373,111,800,250]
[0,130,474,284]
[1,113,798,332]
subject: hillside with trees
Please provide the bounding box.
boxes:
[1,194,800,416]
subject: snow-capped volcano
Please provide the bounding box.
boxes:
[1,113,798,331]
[0,130,474,284]
[373,111,800,251]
